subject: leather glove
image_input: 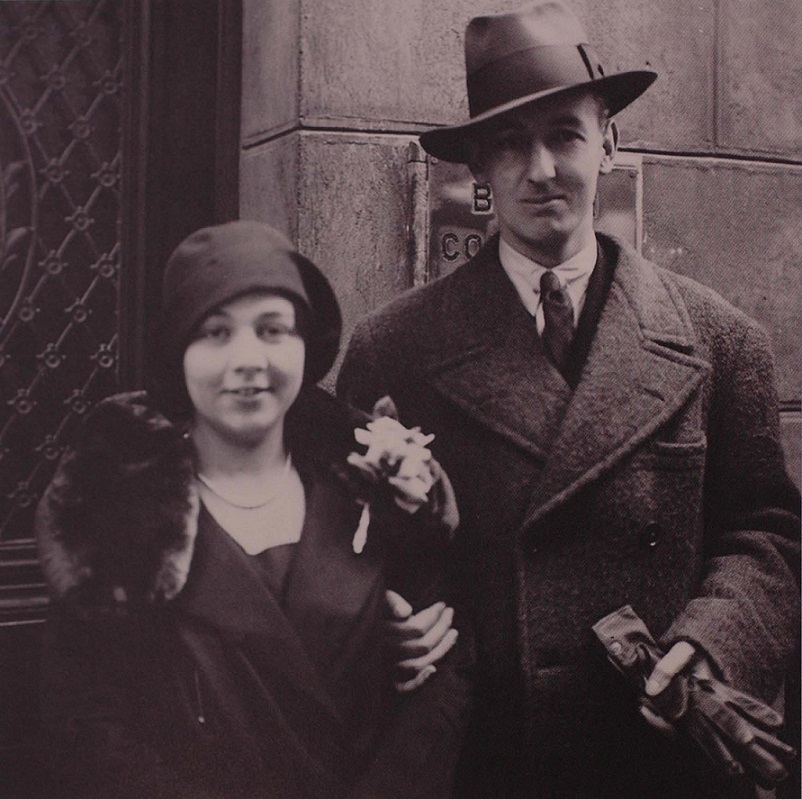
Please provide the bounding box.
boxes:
[593,605,796,788]
[684,672,795,788]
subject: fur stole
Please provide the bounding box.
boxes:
[35,392,199,609]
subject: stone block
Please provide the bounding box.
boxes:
[242,0,300,144]
[717,0,802,158]
[299,0,714,152]
[239,134,300,240]
[570,0,714,151]
[642,156,801,403]
[295,132,416,386]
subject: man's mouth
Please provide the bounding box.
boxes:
[524,194,565,205]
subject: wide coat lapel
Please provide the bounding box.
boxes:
[176,505,341,718]
[520,238,711,532]
[426,239,571,461]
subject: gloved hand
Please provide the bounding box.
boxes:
[593,605,796,789]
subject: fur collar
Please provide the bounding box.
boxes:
[36,392,199,608]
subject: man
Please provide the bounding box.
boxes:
[338,2,800,798]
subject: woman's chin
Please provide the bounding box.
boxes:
[214,416,282,448]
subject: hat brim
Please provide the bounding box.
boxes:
[419,70,656,163]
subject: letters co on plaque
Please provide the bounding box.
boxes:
[426,153,643,281]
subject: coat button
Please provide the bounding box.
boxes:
[639,521,661,548]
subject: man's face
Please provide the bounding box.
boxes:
[471,91,616,267]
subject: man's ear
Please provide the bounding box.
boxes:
[599,120,619,174]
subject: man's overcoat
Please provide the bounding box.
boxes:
[337,233,800,799]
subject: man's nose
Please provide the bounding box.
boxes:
[526,142,556,182]
[229,329,267,372]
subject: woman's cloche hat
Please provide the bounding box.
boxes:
[419,0,657,163]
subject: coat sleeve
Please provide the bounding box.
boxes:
[40,606,228,799]
[347,537,475,799]
[661,319,800,702]
[339,317,475,798]
[337,317,394,416]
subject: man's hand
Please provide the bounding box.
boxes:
[383,590,458,693]
[640,640,699,733]
[641,641,794,787]
[595,605,796,788]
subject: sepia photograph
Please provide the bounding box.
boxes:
[0,1,799,797]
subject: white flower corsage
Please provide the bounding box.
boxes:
[346,406,437,553]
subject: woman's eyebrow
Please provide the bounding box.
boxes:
[202,309,231,321]
[255,310,293,320]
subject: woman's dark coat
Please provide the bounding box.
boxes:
[337,233,800,799]
[35,387,472,799]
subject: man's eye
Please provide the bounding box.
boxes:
[494,131,529,152]
[554,129,583,144]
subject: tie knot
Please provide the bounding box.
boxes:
[540,270,566,301]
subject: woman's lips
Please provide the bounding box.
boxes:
[224,387,270,397]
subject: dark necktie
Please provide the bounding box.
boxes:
[540,269,574,375]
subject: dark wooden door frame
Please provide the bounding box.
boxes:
[120,0,242,389]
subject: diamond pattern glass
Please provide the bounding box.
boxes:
[0,0,121,566]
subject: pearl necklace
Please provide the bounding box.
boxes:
[196,455,293,510]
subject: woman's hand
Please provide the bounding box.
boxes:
[383,590,459,692]
[347,413,435,514]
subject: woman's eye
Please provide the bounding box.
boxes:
[257,323,294,341]
[200,324,230,341]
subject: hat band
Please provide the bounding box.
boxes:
[467,43,604,118]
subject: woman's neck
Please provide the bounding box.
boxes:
[191,420,288,479]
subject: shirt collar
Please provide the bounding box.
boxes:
[498,236,598,324]
[499,236,598,292]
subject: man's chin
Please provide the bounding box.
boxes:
[514,226,574,264]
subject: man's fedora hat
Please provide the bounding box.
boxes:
[419,1,657,163]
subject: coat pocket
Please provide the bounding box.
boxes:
[642,434,707,471]
[527,662,611,710]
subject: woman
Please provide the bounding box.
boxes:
[35,221,471,799]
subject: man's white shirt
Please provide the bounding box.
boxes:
[498,236,597,333]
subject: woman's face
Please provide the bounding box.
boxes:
[183,292,306,447]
